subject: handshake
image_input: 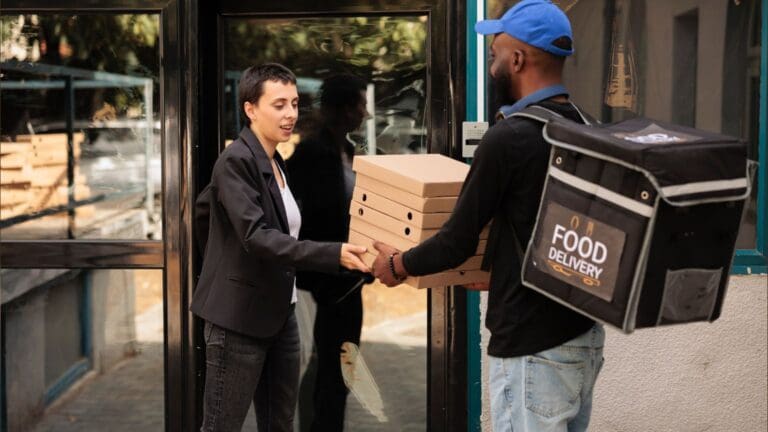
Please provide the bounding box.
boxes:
[338,241,408,287]
[340,241,489,290]
[340,154,490,290]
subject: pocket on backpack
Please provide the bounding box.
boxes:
[659,267,721,324]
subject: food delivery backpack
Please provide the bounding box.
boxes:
[513,105,753,333]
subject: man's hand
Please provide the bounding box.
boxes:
[340,243,370,273]
[372,241,406,287]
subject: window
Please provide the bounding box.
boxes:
[1,14,161,241]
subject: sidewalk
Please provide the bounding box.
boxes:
[31,342,165,432]
[27,296,427,431]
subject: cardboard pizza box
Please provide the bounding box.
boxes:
[349,220,418,252]
[351,201,490,242]
[349,230,486,271]
[352,186,451,228]
[353,154,469,197]
[360,252,489,288]
[351,202,438,242]
[355,175,458,213]
[349,220,488,255]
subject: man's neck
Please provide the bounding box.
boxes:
[516,78,566,102]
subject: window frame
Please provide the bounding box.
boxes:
[0,1,193,431]
[732,0,768,275]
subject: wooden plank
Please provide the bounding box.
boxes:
[27,185,91,210]
[15,132,85,145]
[0,202,28,219]
[29,165,84,187]
[1,165,32,185]
[0,142,30,155]
[11,134,83,166]
[1,185,31,205]
[0,151,29,169]
[28,146,80,166]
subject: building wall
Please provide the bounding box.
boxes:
[643,0,727,130]
[479,275,768,431]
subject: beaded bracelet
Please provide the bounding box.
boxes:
[388,252,406,282]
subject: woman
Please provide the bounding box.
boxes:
[191,63,369,432]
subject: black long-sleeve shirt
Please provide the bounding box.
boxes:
[402,100,594,357]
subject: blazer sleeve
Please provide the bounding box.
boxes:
[212,151,342,273]
[194,184,211,255]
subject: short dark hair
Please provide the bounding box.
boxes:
[319,74,367,113]
[238,63,297,122]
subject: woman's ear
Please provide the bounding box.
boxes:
[243,101,257,122]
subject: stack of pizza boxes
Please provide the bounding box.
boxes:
[349,154,490,288]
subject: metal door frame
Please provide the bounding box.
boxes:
[194,1,468,429]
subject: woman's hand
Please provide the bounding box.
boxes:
[340,243,370,273]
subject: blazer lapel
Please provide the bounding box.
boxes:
[239,127,290,234]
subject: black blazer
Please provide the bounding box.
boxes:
[287,128,366,304]
[191,127,341,338]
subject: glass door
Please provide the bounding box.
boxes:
[195,1,466,430]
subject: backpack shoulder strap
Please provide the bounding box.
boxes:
[508,103,598,126]
[570,102,598,125]
[508,105,565,124]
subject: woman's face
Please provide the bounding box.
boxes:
[245,80,299,147]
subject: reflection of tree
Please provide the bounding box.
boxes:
[1,14,159,134]
[223,16,429,148]
[227,17,425,77]
[225,16,427,104]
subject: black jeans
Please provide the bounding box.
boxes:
[201,309,300,432]
[309,289,362,432]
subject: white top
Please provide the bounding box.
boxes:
[277,164,301,304]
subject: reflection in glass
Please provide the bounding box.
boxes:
[224,15,428,431]
[1,269,164,431]
[223,16,428,156]
[0,14,161,240]
[487,0,761,250]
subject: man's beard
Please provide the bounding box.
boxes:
[492,66,516,107]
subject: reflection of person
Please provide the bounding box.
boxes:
[287,74,371,432]
[191,63,369,432]
[371,1,605,431]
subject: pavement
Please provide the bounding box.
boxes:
[25,296,427,431]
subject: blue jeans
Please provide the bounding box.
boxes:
[200,309,300,432]
[489,324,605,432]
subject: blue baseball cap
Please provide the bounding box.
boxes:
[475,0,574,57]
